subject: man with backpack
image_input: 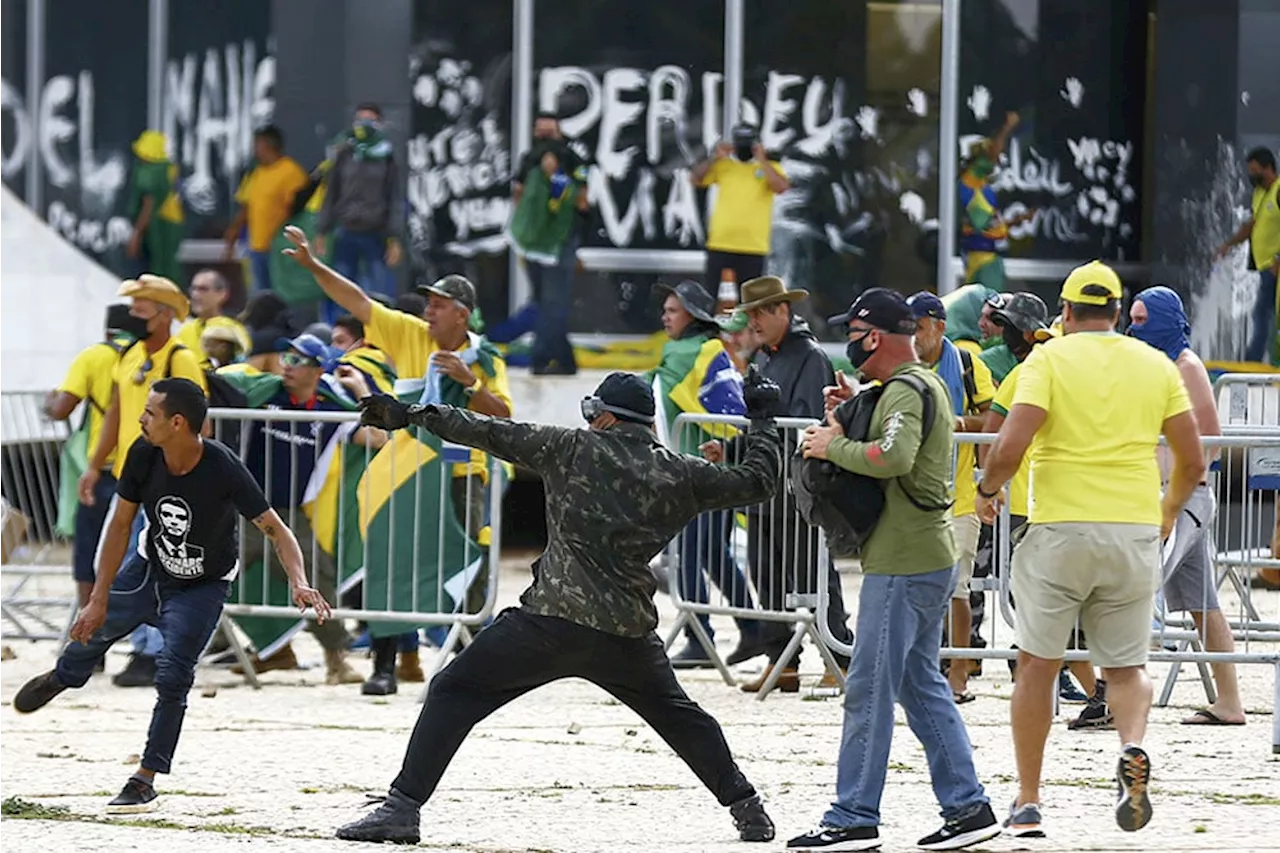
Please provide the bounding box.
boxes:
[905,291,994,704]
[76,276,208,687]
[46,305,137,609]
[789,288,999,852]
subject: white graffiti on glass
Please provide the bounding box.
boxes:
[406,56,511,257]
[1,70,132,252]
[163,41,275,216]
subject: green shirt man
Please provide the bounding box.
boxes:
[126,130,184,282]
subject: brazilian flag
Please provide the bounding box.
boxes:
[648,333,744,454]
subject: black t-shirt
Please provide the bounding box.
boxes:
[116,437,271,586]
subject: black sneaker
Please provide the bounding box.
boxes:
[1115,745,1153,832]
[1067,696,1113,730]
[112,654,157,688]
[786,824,880,850]
[918,802,1001,850]
[729,794,775,842]
[14,670,68,713]
[106,777,158,814]
[670,642,716,670]
[335,788,421,844]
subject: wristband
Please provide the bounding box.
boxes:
[976,482,1001,499]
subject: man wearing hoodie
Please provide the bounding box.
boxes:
[700,276,853,692]
[315,104,402,305]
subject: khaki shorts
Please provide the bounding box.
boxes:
[1011,522,1160,668]
[952,513,982,599]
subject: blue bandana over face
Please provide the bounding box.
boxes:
[1128,286,1190,362]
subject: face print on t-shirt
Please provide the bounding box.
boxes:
[153,495,206,579]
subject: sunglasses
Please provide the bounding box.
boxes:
[280,352,320,368]
[133,357,154,386]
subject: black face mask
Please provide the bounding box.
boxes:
[735,143,754,161]
[846,336,875,371]
[1249,173,1265,188]
[117,314,152,340]
[1002,323,1033,360]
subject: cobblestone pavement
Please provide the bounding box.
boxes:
[2,559,1277,853]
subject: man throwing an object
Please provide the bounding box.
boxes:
[14,379,331,813]
[336,369,785,846]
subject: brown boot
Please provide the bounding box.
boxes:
[739,665,799,694]
[815,669,845,691]
[231,643,298,675]
[325,648,364,685]
[397,648,425,683]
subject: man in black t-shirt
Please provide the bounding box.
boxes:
[14,378,332,814]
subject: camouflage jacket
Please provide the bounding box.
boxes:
[410,405,782,636]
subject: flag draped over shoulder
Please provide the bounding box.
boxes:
[215,370,362,654]
[358,335,501,639]
[649,334,744,454]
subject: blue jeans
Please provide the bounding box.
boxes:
[526,238,578,372]
[73,473,117,584]
[249,250,273,292]
[124,511,164,658]
[678,510,759,642]
[328,229,393,323]
[1246,268,1278,363]
[824,566,988,828]
[56,556,228,773]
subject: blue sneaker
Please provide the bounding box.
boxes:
[424,626,450,648]
[348,630,371,651]
[1058,670,1089,703]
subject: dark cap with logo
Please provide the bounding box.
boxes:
[906,291,946,321]
[827,288,917,335]
[991,292,1050,333]
[416,274,477,312]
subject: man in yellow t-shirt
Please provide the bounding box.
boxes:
[905,291,994,703]
[976,261,1205,836]
[281,226,511,665]
[690,125,789,293]
[223,125,310,292]
[1215,147,1279,363]
[77,275,209,689]
[45,305,135,606]
[176,269,251,369]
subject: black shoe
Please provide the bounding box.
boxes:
[917,802,1001,850]
[14,670,67,713]
[786,824,879,850]
[362,637,398,696]
[112,654,157,688]
[726,637,769,667]
[729,794,774,842]
[1115,745,1153,832]
[670,642,715,670]
[335,788,421,844]
[106,776,158,814]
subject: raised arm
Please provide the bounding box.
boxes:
[688,426,781,511]
[282,225,374,325]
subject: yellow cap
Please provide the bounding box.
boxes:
[1060,260,1122,306]
[118,274,190,322]
[132,130,169,163]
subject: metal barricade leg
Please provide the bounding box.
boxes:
[755,619,808,702]
[217,615,261,690]
[683,613,737,687]
[1273,661,1280,755]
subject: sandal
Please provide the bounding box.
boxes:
[953,691,976,705]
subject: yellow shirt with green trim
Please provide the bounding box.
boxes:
[1252,179,1280,271]
[989,361,1030,517]
[59,341,125,471]
[112,338,208,478]
[931,350,994,517]
[699,157,785,255]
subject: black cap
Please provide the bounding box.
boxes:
[416,274,476,312]
[991,292,1050,333]
[105,303,133,334]
[595,372,656,423]
[827,288,917,335]
[654,279,716,323]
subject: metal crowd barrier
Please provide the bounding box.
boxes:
[207,407,503,694]
[1,391,77,643]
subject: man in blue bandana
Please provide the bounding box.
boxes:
[1126,287,1245,726]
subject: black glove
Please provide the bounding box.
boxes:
[358,393,413,431]
[743,365,782,427]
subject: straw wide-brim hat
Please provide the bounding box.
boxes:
[118,274,190,322]
[735,276,809,312]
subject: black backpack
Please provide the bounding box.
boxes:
[791,373,952,557]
